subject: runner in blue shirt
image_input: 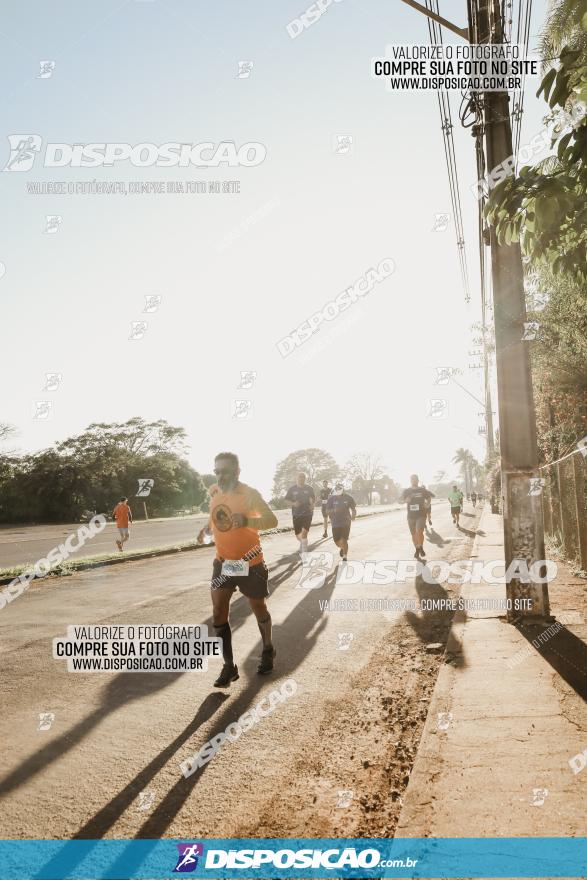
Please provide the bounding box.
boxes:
[285,473,315,557]
[326,483,356,562]
[400,475,434,559]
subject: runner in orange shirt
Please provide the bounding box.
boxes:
[112,496,133,552]
[197,452,278,687]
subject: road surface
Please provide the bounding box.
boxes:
[0,505,398,570]
[0,502,482,850]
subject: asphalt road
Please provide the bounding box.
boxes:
[0,505,398,569]
[0,501,481,846]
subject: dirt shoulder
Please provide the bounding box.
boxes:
[236,511,481,838]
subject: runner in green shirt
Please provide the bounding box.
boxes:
[448,485,464,527]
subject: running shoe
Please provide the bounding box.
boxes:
[214,663,239,688]
[257,646,276,675]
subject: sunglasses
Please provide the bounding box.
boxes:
[214,467,235,475]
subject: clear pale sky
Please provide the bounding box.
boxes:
[0,0,549,497]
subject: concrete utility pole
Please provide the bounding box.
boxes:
[471,0,549,619]
[398,0,550,619]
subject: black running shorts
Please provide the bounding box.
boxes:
[292,514,312,534]
[211,559,269,598]
[451,506,461,515]
[407,515,426,535]
[332,524,351,542]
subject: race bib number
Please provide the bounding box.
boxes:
[409,504,420,512]
[221,559,249,577]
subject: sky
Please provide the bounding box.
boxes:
[0,0,550,498]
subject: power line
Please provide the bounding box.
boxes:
[425,0,471,303]
[511,0,534,168]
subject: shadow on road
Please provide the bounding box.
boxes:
[424,527,449,548]
[129,570,337,842]
[457,526,485,539]
[31,565,339,880]
[402,566,467,671]
[0,549,305,799]
[0,671,188,797]
[73,693,227,838]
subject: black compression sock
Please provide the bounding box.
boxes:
[214,622,234,666]
[257,614,273,650]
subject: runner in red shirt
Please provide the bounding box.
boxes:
[112,497,133,552]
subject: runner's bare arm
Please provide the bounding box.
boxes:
[246,490,278,530]
[196,516,212,544]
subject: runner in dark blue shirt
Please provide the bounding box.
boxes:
[320,480,331,538]
[326,483,356,562]
[400,475,434,559]
[285,473,315,557]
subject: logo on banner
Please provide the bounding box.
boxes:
[174,843,204,873]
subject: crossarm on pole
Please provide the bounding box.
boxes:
[399,0,470,41]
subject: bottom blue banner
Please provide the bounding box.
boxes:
[0,837,585,879]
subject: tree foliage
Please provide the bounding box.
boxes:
[485,9,587,282]
[0,418,205,523]
[272,448,340,500]
[343,452,389,483]
[527,269,587,460]
[452,448,484,493]
[484,1,587,470]
[540,0,587,62]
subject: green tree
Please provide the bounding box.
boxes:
[57,417,188,458]
[0,419,206,523]
[272,448,340,499]
[529,268,587,461]
[540,0,587,61]
[485,5,587,281]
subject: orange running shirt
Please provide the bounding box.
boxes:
[113,502,131,528]
[208,482,265,565]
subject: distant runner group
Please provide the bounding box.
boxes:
[284,474,357,562]
[109,453,481,690]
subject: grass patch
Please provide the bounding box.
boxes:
[0,540,201,581]
[545,533,587,579]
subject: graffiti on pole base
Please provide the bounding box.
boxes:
[528,477,546,496]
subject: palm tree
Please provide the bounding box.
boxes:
[471,459,485,493]
[452,448,476,494]
[540,0,587,66]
